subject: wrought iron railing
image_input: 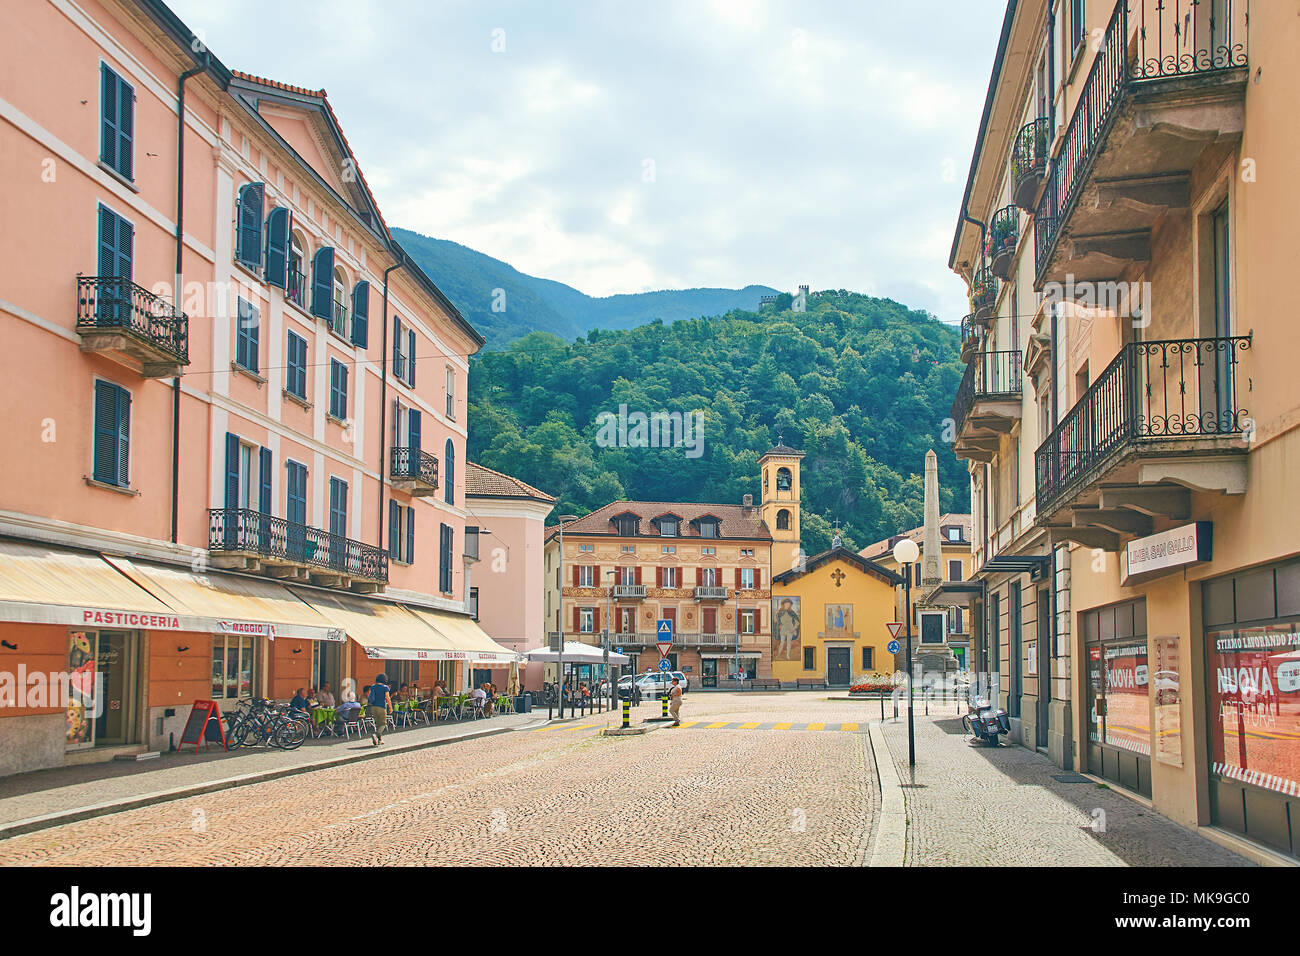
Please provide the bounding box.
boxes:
[208,508,388,582]
[988,206,1020,279]
[969,263,998,317]
[1035,0,1249,277]
[960,314,982,357]
[1011,116,1050,205]
[951,349,1023,434]
[1035,335,1252,514]
[287,266,306,307]
[329,301,349,337]
[612,584,647,599]
[694,586,730,600]
[76,276,189,363]
[389,446,439,487]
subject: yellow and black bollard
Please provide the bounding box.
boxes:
[621,699,631,729]
[661,693,669,719]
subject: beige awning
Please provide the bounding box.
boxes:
[405,606,520,664]
[104,557,344,642]
[0,538,202,631]
[291,588,468,661]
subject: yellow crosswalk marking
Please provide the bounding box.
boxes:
[677,721,700,728]
[706,721,731,729]
[739,722,761,729]
[773,722,793,730]
[841,722,859,732]
[565,724,599,732]
[806,722,825,731]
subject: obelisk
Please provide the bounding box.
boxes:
[921,450,942,590]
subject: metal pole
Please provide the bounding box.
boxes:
[906,572,915,768]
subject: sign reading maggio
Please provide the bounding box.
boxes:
[1124,522,1211,583]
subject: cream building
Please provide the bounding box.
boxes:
[950,0,1297,863]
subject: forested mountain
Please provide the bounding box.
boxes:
[468,291,967,554]
[392,227,777,348]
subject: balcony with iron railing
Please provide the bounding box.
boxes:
[1034,0,1249,286]
[969,264,998,325]
[959,314,982,363]
[76,276,189,377]
[987,206,1019,281]
[389,446,439,496]
[952,350,1023,464]
[611,584,647,600]
[1011,116,1050,211]
[1035,335,1252,549]
[693,585,730,601]
[329,301,349,339]
[208,508,388,591]
[603,632,741,647]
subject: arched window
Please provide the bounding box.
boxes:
[287,231,307,306]
[776,467,793,491]
[332,266,348,337]
[776,509,791,530]
[444,438,455,505]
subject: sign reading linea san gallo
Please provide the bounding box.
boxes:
[1124,521,1212,584]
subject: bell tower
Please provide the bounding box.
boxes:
[759,437,804,574]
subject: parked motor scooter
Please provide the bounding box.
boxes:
[962,695,1010,746]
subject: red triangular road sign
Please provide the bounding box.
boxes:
[886,622,904,639]
[657,641,672,657]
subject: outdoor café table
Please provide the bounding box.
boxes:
[311,706,337,737]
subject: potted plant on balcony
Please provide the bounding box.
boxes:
[969,269,997,323]
[988,209,1018,280]
[1012,118,1049,210]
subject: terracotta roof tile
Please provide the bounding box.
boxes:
[464,461,555,502]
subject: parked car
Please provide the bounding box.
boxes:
[619,672,689,699]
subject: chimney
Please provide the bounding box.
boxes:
[742,494,754,510]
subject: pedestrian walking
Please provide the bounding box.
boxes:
[668,677,683,726]
[368,673,392,746]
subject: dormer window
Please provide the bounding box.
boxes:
[659,518,678,537]
[698,518,719,539]
[613,514,639,536]
[947,527,961,542]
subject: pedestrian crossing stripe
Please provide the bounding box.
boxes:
[739,722,761,729]
[773,722,794,730]
[705,721,731,728]
[806,722,825,731]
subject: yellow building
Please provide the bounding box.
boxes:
[760,441,803,575]
[771,546,903,688]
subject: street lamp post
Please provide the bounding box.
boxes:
[605,569,617,712]
[892,537,920,769]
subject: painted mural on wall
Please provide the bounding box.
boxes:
[773,596,801,661]
[824,604,855,640]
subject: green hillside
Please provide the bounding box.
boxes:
[468,291,966,554]
[392,227,777,348]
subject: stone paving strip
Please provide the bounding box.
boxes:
[876,711,1253,867]
[0,694,879,867]
[0,712,545,838]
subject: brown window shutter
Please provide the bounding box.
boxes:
[572,606,579,633]
[656,566,663,588]
[635,565,642,585]
[754,607,762,632]
[594,565,600,587]
[572,564,579,587]
[594,607,601,632]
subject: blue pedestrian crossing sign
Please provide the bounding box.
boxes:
[656,619,673,638]
[887,639,900,654]
[658,658,672,672]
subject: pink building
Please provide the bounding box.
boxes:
[0,0,517,775]
[464,463,556,693]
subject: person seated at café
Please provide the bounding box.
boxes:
[433,680,449,699]
[469,683,487,716]
[317,682,336,708]
[289,687,310,713]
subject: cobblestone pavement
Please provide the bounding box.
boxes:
[0,694,879,866]
[0,712,540,827]
[878,711,1253,867]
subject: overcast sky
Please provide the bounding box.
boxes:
[171,0,1005,323]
